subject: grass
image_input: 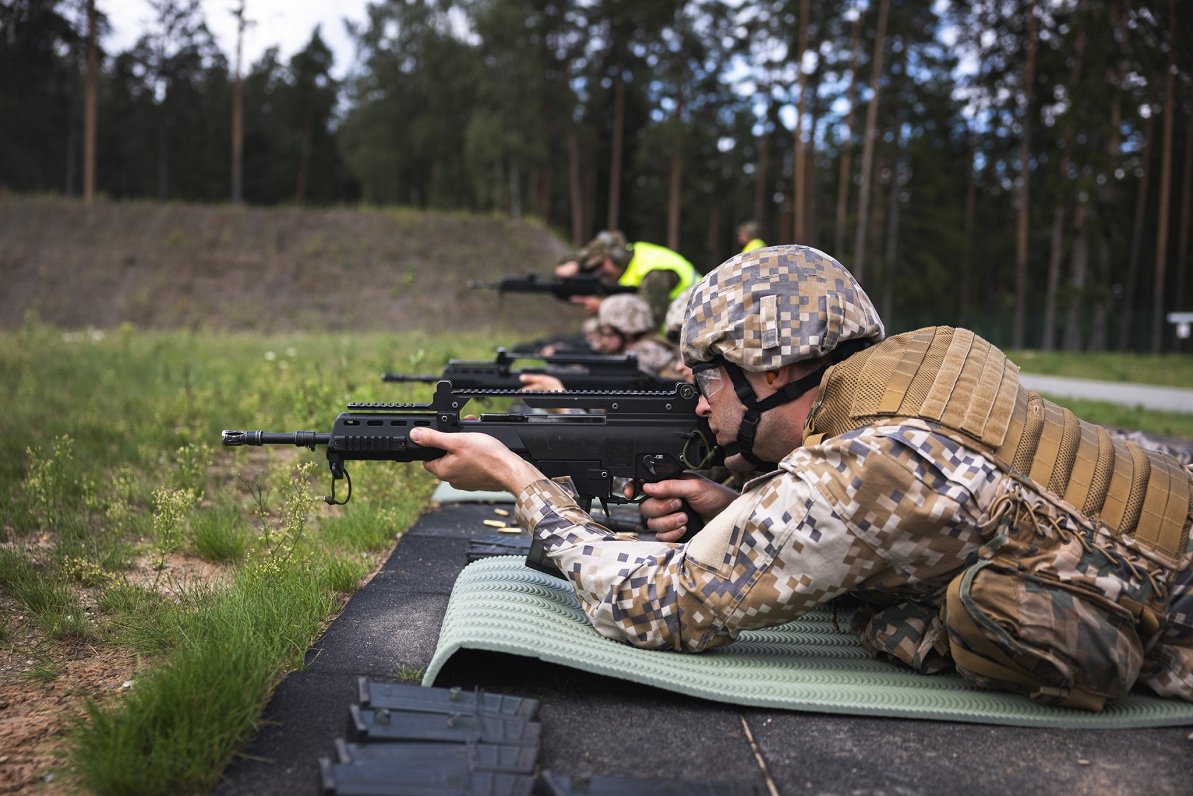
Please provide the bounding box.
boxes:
[191,501,251,563]
[1009,349,1193,439]
[0,317,496,794]
[1009,349,1193,388]
[0,317,1188,793]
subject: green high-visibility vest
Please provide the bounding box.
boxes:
[617,242,698,300]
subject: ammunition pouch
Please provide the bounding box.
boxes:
[941,492,1169,712]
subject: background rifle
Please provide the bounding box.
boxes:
[222,382,718,563]
[381,348,674,392]
[467,273,637,302]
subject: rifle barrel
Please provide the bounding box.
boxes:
[380,373,439,383]
[221,430,330,448]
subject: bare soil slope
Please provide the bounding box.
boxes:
[0,197,578,336]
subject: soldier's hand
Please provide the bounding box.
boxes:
[569,295,603,315]
[554,260,581,277]
[409,428,542,495]
[628,474,739,542]
[519,373,565,392]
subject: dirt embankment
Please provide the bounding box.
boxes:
[0,197,579,337]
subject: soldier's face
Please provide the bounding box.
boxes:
[595,258,621,282]
[593,325,625,354]
[695,366,750,471]
[696,365,815,472]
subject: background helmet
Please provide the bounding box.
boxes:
[578,230,631,271]
[599,293,656,336]
[664,286,694,343]
[682,245,884,371]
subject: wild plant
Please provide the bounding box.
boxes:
[20,433,75,532]
[247,461,318,581]
[172,441,213,497]
[150,487,198,589]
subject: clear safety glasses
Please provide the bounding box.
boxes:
[691,363,724,400]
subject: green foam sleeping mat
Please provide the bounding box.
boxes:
[424,556,1193,729]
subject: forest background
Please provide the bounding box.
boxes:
[3,0,1192,353]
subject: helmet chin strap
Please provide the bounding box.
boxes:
[720,340,872,469]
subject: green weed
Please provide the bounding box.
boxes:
[191,503,250,564]
[19,434,76,532]
[150,487,198,589]
[393,663,426,682]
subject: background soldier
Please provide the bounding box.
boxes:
[735,220,766,253]
[555,230,698,331]
[410,245,1193,711]
[519,294,677,391]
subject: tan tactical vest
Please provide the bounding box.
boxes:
[804,326,1193,560]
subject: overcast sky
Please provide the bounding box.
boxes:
[102,0,372,78]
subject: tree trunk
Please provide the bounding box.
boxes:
[157,121,168,200]
[834,8,862,258]
[1012,1,1038,349]
[882,155,903,325]
[606,56,625,231]
[1042,0,1087,351]
[666,0,686,250]
[508,155,522,219]
[567,128,583,245]
[805,68,822,247]
[583,132,598,238]
[1062,199,1089,351]
[753,91,772,229]
[1093,0,1126,353]
[294,113,311,205]
[1150,0,1175,353]
[667,112,683,250]
[231,0,246,203]
[83,0,97,202]
[1175,98,1192,310]
[706,201,721,271]
[792,0,811,243]
[1118,108,1154,351]
[850,0,889,283]
[1042,196,1068,352]
[959,139,977,327]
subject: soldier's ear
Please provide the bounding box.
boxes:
[766,370,778,385]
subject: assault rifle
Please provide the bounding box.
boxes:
[221,381,718,563]
[381,348,674,392]
[467,273,637,302]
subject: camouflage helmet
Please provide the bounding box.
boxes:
[599,293,656,336]
[664,286,694,342]
[578,230,631,271]
[682,245,884,371]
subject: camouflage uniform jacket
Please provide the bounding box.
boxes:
[514,417,1193,702]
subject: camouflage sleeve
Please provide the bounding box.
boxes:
[626,338,678,376]
[637,270,679,329]
[514,423,1003,653]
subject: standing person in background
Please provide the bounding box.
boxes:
[555,231,698,331]
[736,221,766,253]
[410,245,1193,711]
